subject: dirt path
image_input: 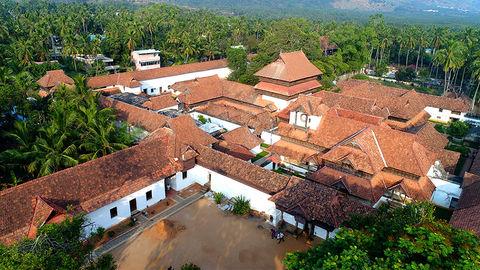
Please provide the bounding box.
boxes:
[111,199,308,270]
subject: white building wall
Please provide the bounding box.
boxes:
[251,145,262,155]
[289,111,321,130]
[261,131,281,145]
[427,163,462,208]
[124,86,141,94]
[170,166,211,191]
[190,112,241,131]
[262,95,292,111]
[282,211,304,229]
[314,226,328,239]
[84,180,166,236]
[425,106,466,123]
[139,67,231,96]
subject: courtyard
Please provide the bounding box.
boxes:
[110,198,310,270]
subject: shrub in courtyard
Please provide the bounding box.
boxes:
[181,263,201,270]
[213,192,225,204]
[447,121,470,138]
[197,115,208,124]
[232,195,251,215]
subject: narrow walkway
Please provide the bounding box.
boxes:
[93,192,204,257]
[252,153,271,166]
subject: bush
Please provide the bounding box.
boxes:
[232,195,251,215]
[434,123,447,134]
[374,61,388,77]
[107,230,115,238]
[197,114,208,124]
[447,121,470,138]
[95,227,105,238]
[446,143,470,156]
[395,67,416,82]
[181,263,201,270]
[213,192,225,204]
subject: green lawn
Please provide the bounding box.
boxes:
[251,151,269,162]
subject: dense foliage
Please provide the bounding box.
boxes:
[231,195,251,215]
[284,202,480,269]
[0,79,133,188]
[0,215,116,270]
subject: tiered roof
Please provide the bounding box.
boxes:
[254,51,322,82]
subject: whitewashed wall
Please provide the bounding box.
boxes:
[425,106,466,123]
[289,111,321,130]
[261,95,292,111]
[251,145,262,154]
[261,131,281,145]
[170,166,210,191]
[84,180,166,236]
[190,112,241,131]
[158,105,179,111]
[140,67,231,96]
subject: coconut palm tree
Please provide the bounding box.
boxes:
[471,51,480,111]
[27,125,78,177]
[434,41,467,94]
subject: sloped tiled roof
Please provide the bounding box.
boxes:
[0,131,181,245]
[255,80,321,97]
[268,140,320,164]
[142,94,178,111]
[270,178,373,228]
[254,51,322,82]
[338,79,470,118]
[195,145,291,194]
[221,126,262,150]
[37,70,74,88]
[100,96,169,132]
[195,99,276,134]
[87,59,229,89]
[450,180,480,236]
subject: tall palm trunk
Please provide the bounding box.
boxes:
[415,46,421,73]
[460,68,467,91]
[398,45,402,65]
[405,49,410,66]
[472,81,480,111]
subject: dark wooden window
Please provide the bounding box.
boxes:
[182,171,188,179]
[110,207,118,218]
[146,190,153,201]
[129,199,137,213]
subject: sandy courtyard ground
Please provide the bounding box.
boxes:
[110,198,309,270]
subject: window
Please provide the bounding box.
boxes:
[129,199,137,213]
[182,171,188,179]
[146,190,153,201]
[439,108,443,112]
[150,88,154,94]
[110,207,118,218]
[160,86,163,92]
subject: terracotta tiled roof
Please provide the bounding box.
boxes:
[338,79,471,118]
[0,132,181,245]
[165,115,217,157]
[92,87,122,95]
[142,94,178,111]
[195,145,291,194]
[450,180,480,236]
[310,166,435,203]
[37,70,74,89]
[221,126,262,150]
[313,91,390,118]
[254,80,321,97]
[214,141,256,161]
[462,172,480,188]
[415,122,449,151]
[270,178,373,228]
[100,96,169,132]
[268,140,320,164]
[87,59,228,89]
[255,51,322,82]
[470,151,480,176]
[195,99,276,134]
[173,75,271,108]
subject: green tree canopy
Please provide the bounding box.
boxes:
[0,215,116,270]
[284,202,480,270]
